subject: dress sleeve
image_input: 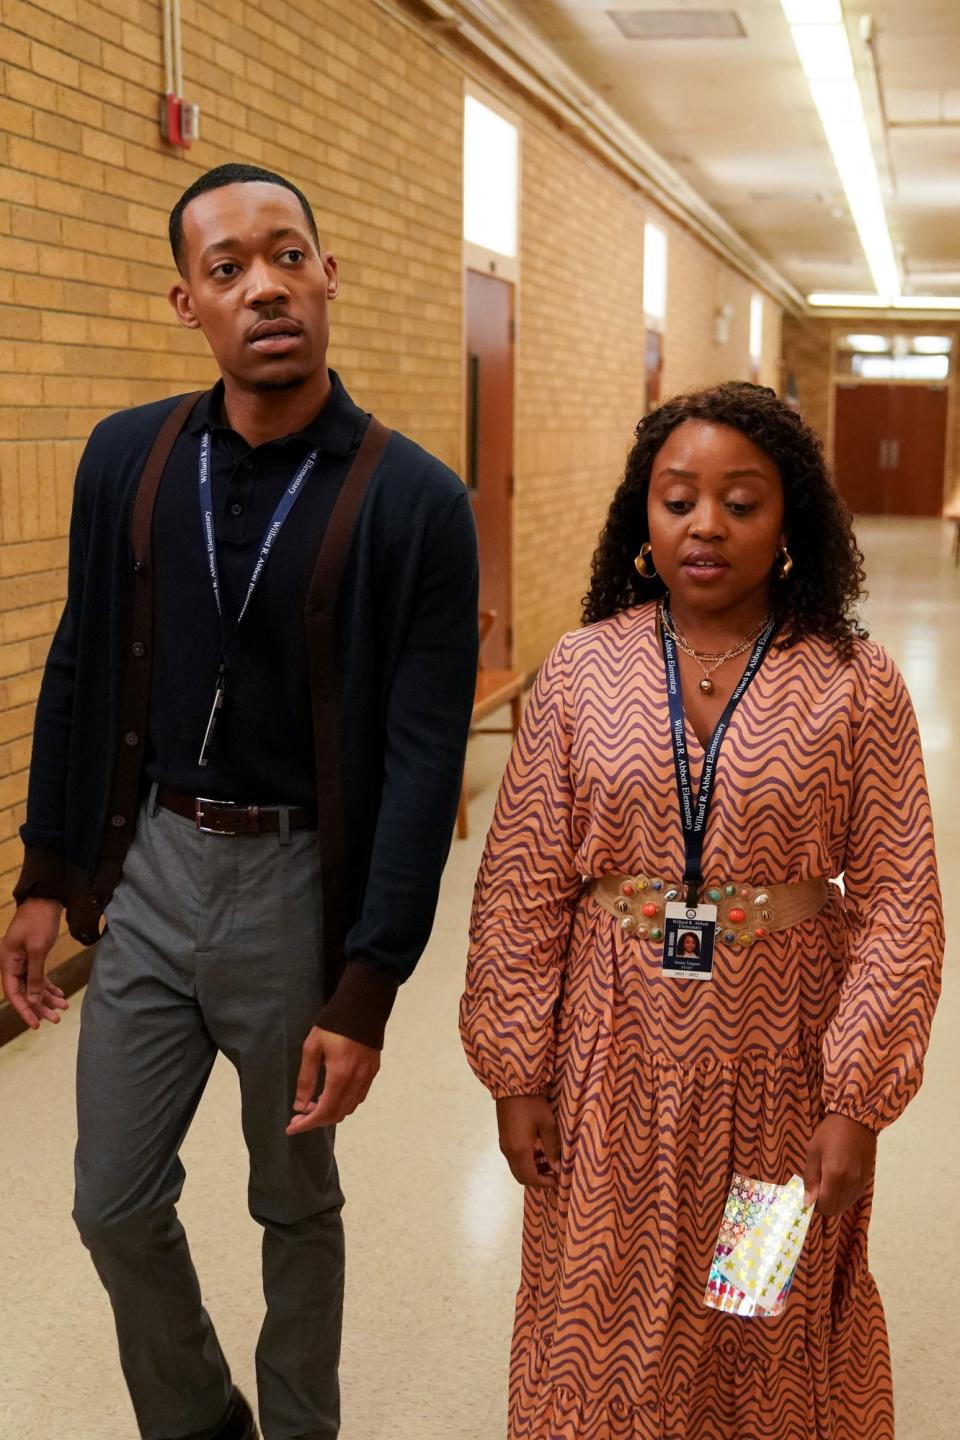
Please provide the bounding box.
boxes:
[460,635,582,1099]
[822,643,944,1131]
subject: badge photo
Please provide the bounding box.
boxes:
[662,902,717,980]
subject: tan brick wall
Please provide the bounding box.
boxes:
[508,156,786,670]
[781,313,834,453]
[0,0,465,938]
[660,219,782,401]
[512,121,646,672]
[0,0,787,946]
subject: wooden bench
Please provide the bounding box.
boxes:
[456,611,525,840]
[946,485,960,565]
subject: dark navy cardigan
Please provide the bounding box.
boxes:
[14,389,480,1048]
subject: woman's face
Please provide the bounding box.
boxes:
[646,420,786,617]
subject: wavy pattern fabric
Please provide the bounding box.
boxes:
[460,602,943,1440]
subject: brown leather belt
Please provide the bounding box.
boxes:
[157,786,317,836]
[591,872,830,948]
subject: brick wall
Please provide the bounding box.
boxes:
[781,313,834,454]
[0,0,787,960]
[0,0,465,950]
[660,218,782,401]
[512,120,646,671]
[485,98,786,671]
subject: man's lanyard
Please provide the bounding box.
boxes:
[195,430,320,767]
[661,603,776,907]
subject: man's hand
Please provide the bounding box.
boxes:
[804,1112,877,1216]
[0,899,70,1031]
[286,1027,381,1134]
[496,1094,561,1191]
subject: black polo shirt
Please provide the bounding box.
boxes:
[144,370,369,808]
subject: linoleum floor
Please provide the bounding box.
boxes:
[0,516,956,1439]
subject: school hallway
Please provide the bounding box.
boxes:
[0,515,956,1440]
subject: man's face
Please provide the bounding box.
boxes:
[168,181,338,393]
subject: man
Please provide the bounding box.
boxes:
[0,163,479,1440]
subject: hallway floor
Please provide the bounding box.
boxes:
[0,516,956,1440]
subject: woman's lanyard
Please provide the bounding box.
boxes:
[196,430,320,768]
[661,603,776,909]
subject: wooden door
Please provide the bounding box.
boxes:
[645,329,663,410]
[834,384,947,516]
[888,385,948,516]
[466,270,514,667]
[834,385,889,514]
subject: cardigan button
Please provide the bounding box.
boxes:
[88,895,101,911]
[111,814,127,828]
[133,560,145,575]
[132,641,146,657]
[124,731,139,747]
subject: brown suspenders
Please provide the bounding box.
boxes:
[75,394,390,953]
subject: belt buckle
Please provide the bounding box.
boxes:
[195,797,258,835]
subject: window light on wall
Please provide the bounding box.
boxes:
[749,295,764,363]
[644,223,667,323]
[463,96,518,258]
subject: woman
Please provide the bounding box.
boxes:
[461,383,943,1439]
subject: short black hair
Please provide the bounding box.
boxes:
[168,163,321,274]
[583,381,868,659]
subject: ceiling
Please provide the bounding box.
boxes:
[505,0,960,299]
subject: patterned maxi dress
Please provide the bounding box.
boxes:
[460,602,944,1440]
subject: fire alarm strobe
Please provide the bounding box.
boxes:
[160,0,198,149]
[160,93,201,149]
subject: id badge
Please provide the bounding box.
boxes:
[197,669,225,769]
[662,902,717,980]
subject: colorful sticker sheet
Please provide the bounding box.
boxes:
[704,1172,814,1319]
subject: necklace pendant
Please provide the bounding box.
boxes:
[699,678,714,694]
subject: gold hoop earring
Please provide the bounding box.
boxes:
[776,546,794,581]
[634,542,657,579]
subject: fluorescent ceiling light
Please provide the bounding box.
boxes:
[808,293,889,307]
[912,336,953,354]
[809,292,960,309]
[781,0,842,21]
[781,2,900,299]
[791,26,853,81]
[844,333,889,352]
[893,295,960,311]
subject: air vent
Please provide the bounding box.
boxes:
[748,191,819,204]
[608,10,746,40]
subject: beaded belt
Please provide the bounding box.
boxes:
[590,872,830,948]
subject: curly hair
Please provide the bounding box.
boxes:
[582,382,867,658]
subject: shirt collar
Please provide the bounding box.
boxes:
[185,369,366,457]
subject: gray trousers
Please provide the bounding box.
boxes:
[73,791,344,1440]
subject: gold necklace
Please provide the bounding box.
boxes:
[660,601,772,695]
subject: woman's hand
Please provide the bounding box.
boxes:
[803,1112,877,1216]
[496,1095,561,1191]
